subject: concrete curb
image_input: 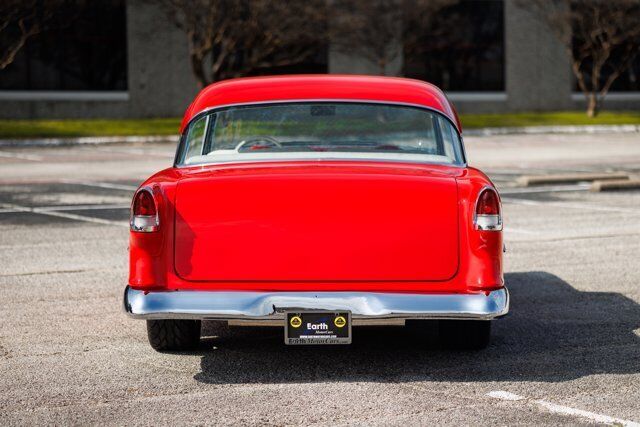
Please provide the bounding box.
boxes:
[591,179,640,192]
[464,124,640,136]
[517,172,630,187]
[0,135,176,148]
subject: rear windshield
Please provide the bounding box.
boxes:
[177,102,465,166]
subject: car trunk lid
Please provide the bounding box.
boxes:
[174,163,459,282]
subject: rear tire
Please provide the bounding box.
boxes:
[439,320,491,350]
[146,319,201,352]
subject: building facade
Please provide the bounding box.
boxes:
[1,0,638,119]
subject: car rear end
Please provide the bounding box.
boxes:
[124,80,508,351]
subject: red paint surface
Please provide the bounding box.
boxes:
[179,75,462,132]
[129,162,503,294]
[174,164,459,282]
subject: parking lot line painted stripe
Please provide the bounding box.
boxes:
[29,209,127,227]
[37,204,130,212]
[1,203,128,227]
[502,197,640,214]
[527,231,640,243]
[59,180,138,191]
[0,204,130,214]
[488,391,640,426]
[0,151,44,161]
[487,391,523,401]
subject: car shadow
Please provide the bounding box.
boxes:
[193,271,640,384]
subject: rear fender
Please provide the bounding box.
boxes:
[455,168,503,290]
[128,171,179,290]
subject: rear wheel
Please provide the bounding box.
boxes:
[146,319,201,351]
[439,320,491,350]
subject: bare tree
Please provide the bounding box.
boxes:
[403,0,459,57]
[403,0,470,85]
[156,0,326,89]
[329,0,456,76]
[0,0,81,70]
[523,0,640,117]
[1,1,44,69]
[329,0,402,75]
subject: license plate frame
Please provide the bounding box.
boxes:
[284,311,352,345]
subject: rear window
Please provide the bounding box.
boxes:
[177,102,464,166]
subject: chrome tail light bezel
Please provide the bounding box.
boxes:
[130,188,159,232]
[473,187,503,231]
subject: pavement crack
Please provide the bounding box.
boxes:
[0,268,92,277]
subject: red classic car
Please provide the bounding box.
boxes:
[124,75,508,351]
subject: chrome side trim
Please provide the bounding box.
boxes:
[124,287,509,322]
[174,157,468,172]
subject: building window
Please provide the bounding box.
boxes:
[0,1,127,91]
[574,55,640,92]
[616,59,640,91]
[243,46,328,77]
[403,0,505,92]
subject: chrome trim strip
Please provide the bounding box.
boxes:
[177,154,464,170]
[123,287,509,322]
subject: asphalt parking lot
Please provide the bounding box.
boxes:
[1,132,639,425]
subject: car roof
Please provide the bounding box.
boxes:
[179,75,461,133]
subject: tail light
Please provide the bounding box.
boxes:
[474,187,502,231]
[131,188,159,232]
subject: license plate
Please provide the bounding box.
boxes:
[285,311,351,345]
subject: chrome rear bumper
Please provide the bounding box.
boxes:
[124,286,508,324]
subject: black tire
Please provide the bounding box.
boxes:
[146,319,201,351]
[438,320,491,350]
[405,319,437,337]
[404,319,439,348]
